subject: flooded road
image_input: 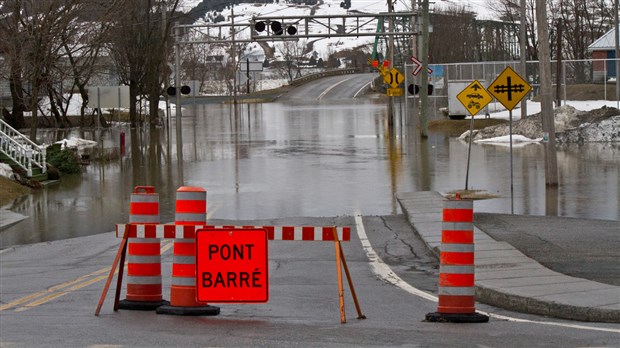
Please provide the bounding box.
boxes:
[1,99,618,247]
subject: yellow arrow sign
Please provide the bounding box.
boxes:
[488,66,531,111]
[456,80,493,116]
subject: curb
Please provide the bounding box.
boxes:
[396,191,620,323]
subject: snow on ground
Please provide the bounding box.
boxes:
[0,163,14,179]
[462,100,620,144]
[54,137,97,150]
[471,100,620,122]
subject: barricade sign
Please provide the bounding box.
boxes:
[96,186,364,323]
[195,228,269,303]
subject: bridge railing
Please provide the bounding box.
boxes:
[289,68,361,87]
[0,118,46,177]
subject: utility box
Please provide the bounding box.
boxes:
[447,80,486,119]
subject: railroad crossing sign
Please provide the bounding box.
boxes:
[456,80,493,116]
[383,67,404,88]
[488,66,531,111]
[195,228,269,303]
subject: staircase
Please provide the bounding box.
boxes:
[0,118,47,181]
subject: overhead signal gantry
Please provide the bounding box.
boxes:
[175,12,418,44]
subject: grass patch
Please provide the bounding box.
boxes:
[0,176,31,207]
[428,118,507,137]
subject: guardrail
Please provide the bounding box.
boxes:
[0,118,46,177]
[289,68,361,87]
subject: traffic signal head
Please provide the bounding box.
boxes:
[255,20,297,36]
[180,85,191,95]
[270,21,283,35]
[255,21,266,32]
[407,84,434,95]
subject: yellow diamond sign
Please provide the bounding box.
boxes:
[383,68,404,88]
[488,66,531,111]
[456,80,493,116]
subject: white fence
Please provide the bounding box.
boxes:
[0,118,46,177]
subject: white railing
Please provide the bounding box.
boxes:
[0,119,46,177]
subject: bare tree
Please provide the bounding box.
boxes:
[276,40,307,81]
[62,2,124,128]
[490,0,614,77]
[108,0,180,128]
[556,0,614,82]
[428,6,479,63]
[0,0,113,137]
[488,0,539,60]
[0,0,27,129]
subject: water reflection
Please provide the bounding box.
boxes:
[1,100,618,247]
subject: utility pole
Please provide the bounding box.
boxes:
[519,0,527,119]
[535,0,558,186]
[231,5,238,107]
[419,0,430,137]
[615,0,619,108]
[555,18,563,107]
[174,22,184,184]
[387,0,394,127]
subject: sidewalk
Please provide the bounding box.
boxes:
[396,191,620,323]
[0,209,28,232]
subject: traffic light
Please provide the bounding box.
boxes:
[254,21,266,32]
[407,84,434,95]
[340,0,351,9]
[166,85,191,96]
[270,21,283,35]
[255,20,297,36]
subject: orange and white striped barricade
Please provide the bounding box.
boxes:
[156,186,220,316]
[113,223,363,322]
[119,186,168,310]
[426,194,488,323]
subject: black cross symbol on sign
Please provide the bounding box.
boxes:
[493,76,525,101]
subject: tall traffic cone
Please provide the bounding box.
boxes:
[156,186,220,316]
[426,194,488,323]
[119,186,168,310]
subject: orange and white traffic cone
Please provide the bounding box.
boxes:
[426,193,488,323]
[156,186,220,316]
[119,186,168,310]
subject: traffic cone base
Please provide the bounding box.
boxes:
[118,299,169,311]
[425,312,489,323]
[156,304,220,316]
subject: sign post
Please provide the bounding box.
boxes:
[456,80,493,191]
[488,66,532,214]
[195,228,269,303]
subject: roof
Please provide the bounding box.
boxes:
[588,26,619,51]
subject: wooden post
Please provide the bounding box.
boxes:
[113,235,129,311]
[332,227,366,323]
[334,235,346,324]
[95,225,129,316]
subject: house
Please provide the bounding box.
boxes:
[588,26,618,82]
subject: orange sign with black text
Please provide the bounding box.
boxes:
[195,228,269,303]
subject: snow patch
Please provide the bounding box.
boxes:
[0,163,14,179]
[54,137,98,150]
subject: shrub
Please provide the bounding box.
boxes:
[46,144,81,174]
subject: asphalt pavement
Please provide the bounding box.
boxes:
[1,191,619,323]
[396,191,620,323]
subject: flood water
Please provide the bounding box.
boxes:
[1,100,618,247]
